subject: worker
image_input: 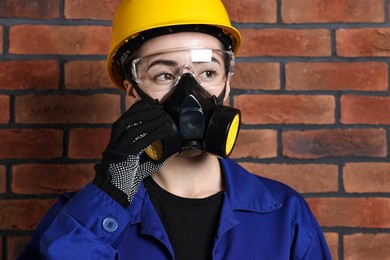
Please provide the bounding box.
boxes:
[18,0,331,259]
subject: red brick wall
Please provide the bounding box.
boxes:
[0,0,389,259]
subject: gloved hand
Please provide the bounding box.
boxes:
[93,99,178,208]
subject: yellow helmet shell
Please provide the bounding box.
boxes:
[106,0,242,90]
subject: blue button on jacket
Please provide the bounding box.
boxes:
[19,159,331,259]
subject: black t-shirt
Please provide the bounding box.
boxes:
[144,176,224,260]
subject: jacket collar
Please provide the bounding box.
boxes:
[127,158,282,221]
[126,158,282,255]
[220,158,282,213]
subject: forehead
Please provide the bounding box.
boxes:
[138,32,224,57]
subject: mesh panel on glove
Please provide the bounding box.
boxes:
[109,153,163,203]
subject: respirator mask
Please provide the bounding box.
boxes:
[129,48,241,161]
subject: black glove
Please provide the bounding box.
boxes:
[93,99,178,207]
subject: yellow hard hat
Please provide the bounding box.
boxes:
[106,0,242,90]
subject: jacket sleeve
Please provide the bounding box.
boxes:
[291,197,332,260]
[301,215,332,260]
[17,183,130,260]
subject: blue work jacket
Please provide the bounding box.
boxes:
[19,159,331,259]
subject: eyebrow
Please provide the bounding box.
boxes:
[210,57,221,64]
[148,59,178,70]
[147,56,222,71]
[193,57,222,65]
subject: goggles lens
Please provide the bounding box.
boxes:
[131,48,234,91]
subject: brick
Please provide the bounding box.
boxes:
[241,163,338,193]
[231,62,280,90]
[7,236,30,260]
[65,61,114,89]
[234,94,335,124]
[324,233,339,260]
[68,128,110,159]
[223,0,277,23]
[0,27,2,54]
[65,0,119,20]
[0,95,10,124]
[307,198,390,228]
[344,234,390,259]
[0,60,59,90]
[0,165,6,193]
[12,164,94,194]
[341,95,390,124]
[0,129,63,159]
[9,25,111,55]
[0,199,55,230]
[239,29,331,57]
[286,62,388,91]
[282,0,384,23]
[15,94,121,124]
[231,130,277,159]
[283,129,387,159]
[344,163,390,193]
[0,0,59,19]
[337,28,390,57]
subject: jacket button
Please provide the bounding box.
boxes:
[102,217,118,232]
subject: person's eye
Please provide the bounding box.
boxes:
[155,73,176,83]
[199,69,218,79]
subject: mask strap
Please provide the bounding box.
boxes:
[215,81,227,105]
[128,78,157,103]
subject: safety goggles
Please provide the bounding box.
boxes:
[130,48,235,91]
